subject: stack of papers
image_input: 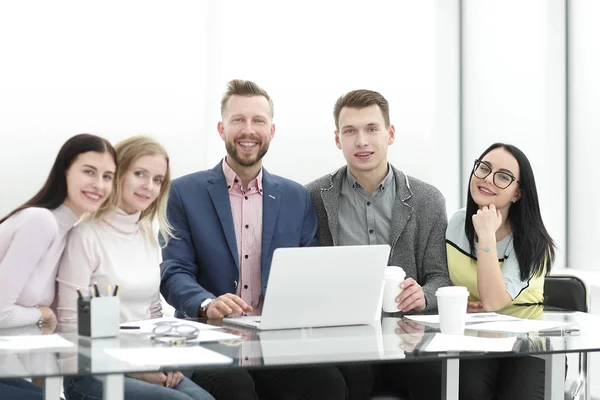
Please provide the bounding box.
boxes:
[405,313,578,334]
[104,346,233,367]
[405,312,519,326]
[0,334,74,351]
[422,333,517,353]
[467,320,576,334]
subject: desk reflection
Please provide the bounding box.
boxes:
[255,324,384,365]
[0,325,61,379]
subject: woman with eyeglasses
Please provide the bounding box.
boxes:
[447,143,555,314]
[57,136,214,400]
[412,143,555,400]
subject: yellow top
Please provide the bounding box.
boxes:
[446,209,544,306]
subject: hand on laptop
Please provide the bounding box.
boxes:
[396,278,426,312]
[207,293,253,318]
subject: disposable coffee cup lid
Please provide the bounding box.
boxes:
[435,286,469,296]
[384,266,406,278]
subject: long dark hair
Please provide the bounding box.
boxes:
[0,134,117,225]
[466,143,555,280]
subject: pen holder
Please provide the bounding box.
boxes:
[77,296,120,338]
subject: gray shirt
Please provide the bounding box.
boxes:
[306,165,452,311]
[338,167,395,246]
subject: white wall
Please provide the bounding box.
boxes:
[201,0,461,211]
[461,0,567,268]
[206,0,438,184]
[0,1,210,215]
[568,0,600,271]
[434,0,462,215]
[0,1,461,217]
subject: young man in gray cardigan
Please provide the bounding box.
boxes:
[306,89,451,398]
[307,89,451,312]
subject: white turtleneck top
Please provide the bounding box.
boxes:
[56,209,162,324]
[0,204,79,328]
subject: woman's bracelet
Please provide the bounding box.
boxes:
[35,305,43,328]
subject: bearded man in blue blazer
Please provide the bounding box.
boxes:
[160,80,347,400]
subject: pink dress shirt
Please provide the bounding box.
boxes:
[222,159,263,315]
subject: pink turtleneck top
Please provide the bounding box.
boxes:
[0,204,78,328]
[56,209,162,324]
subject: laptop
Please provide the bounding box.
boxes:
[224,244,390,331]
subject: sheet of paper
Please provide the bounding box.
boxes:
[422,333,517,353]
[402,314,441,324]
[120,317,220,333]
[464,313,520,323]
[151,330,242,344]
[467,320,575,333]
[104,346,233,367]
[0,334,74,351]
[405,312,519,325]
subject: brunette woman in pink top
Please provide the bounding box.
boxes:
[0,134,116,399]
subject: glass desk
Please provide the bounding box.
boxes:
[1,306,598,400]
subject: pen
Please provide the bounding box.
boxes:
[113,284,120,297]
[120,326,140,330]
[93,282,100,297]
[531,328,580,336]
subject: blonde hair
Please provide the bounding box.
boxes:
[220,79,274,119]
[93,135,175,246]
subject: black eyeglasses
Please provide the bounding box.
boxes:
[472,159,519,189]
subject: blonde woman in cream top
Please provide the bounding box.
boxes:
[56,208,162,322]
[57,136,214,400]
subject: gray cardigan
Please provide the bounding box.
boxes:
[306,165,451,311]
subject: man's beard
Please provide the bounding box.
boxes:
[226,140,270,167]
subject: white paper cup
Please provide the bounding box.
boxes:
[382,266,406,313]
[381,317,404,356]
[436,286,469,335]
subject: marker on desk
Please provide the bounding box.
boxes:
[113,284,120,297]
[120,326,140,330]
[532,327,580,337]
[93,282,101,297]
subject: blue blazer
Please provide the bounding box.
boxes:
[160,161,319,318]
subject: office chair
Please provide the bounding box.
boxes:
[544,275,589,313]
[544,274,590,400]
